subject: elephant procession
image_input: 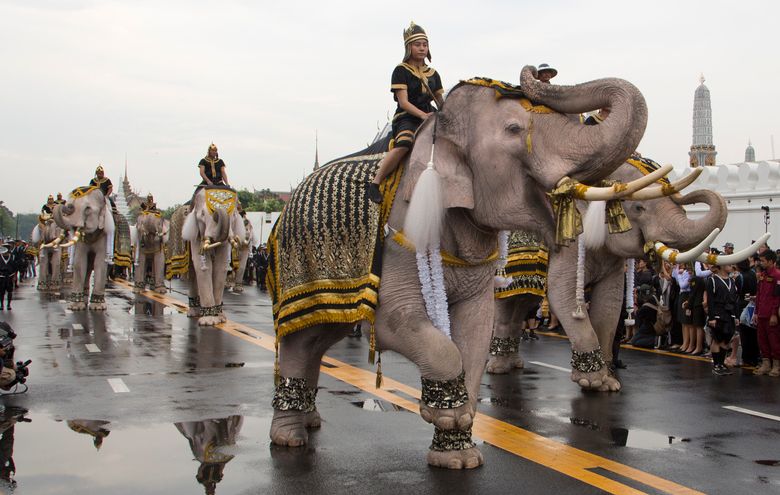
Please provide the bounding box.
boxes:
[3,13,780,495]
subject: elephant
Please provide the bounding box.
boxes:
[53,187,115,310]
[133,211,169,294]
[227,216,255,293]
[267,66,652,469]
[167,186,246,326]
[488,158,729,391]
[32,214,64,292]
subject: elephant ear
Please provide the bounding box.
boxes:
[402,118,474,210]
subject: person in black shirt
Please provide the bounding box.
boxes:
[89,165,116,263]
[706,263,739,375]
[41,195,55,214]
[199,143,230,186]
[367,22,444,203]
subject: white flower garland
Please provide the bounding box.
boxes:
[624,258,636,326]
[416,247,451,337]
[572,235,586,319]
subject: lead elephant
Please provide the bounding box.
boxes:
[167,186,245,325]
[53,187,117,310]
[32,213,64,292]
[133,211,169,293]
[267,67,652,469]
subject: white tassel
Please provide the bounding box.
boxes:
[32,225,41,245]
[572,235,586,319]
[404,145,443,252]
[182,211,198,242]
[624,258,636,326]
[583,200,608,249]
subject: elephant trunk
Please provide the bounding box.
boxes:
[663,189,728,250]
[212,208,230,243]
[520,66,648,184]
[52,204,72,230]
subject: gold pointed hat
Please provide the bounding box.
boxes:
[95,164,104,174]
[403,21,431,61]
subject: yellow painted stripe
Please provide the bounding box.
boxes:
[118,280,703,495]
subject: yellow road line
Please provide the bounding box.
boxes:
[119,280,704,495]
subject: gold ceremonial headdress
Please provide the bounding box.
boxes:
[47,195,54,201]
[208,143,218,151]
[95,165,104,174]
[403,22,431,62]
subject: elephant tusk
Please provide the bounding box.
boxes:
[59,231,82,248]
[696,233,772,265]
[202,238,222,251]
[653,228,720,264]
[571,164,674,201]
[622,167,703,200]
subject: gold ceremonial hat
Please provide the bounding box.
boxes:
[403,21,428,45]
[96,165,104,173]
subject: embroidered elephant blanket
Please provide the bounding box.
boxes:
[267,138,402,339]
[494,230,549,299]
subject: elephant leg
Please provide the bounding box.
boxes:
[68,245,88,311]
[270,324,351,447]
[187,263,200,318]
[487,296,540,374]
[209,244,229,323]
[90,244,108,311]
[375,243,468,433]
[154,251,166,293]
[585,271,624,392]
[547,251,608,391]
[51,250,61,291]
[134,253,146,293]
[37,252,48,290]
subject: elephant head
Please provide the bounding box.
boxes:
[403,67,649,240]
[53,188,109,244]
[583,162,728,258]
[183,188,233,250]
[136,213,168,251]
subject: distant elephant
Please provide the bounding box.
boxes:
[268,67,652,469]
[486,230,548,374]
[229,216,255,293]
[174,416,243,495]
[540,159,728,391]
[168,186,245,325]
[53,187,114,310]
[133,211,169,293]
[32,214,64,291]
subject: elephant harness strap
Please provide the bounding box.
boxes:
[389,228,499,267]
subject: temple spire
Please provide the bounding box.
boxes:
[313,131,320,171]
[689,74,717,167]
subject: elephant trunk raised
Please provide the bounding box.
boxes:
[663,189,728,250]
[520,66,648,186]
[52,203,75,231]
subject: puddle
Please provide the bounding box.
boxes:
[128,302,176,316]
[351,399,408,412]
[609,428,688,450]
[756,460,780,466]
[478,397,510,407]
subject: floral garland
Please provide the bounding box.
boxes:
[624,258,636,326]
[572,235,586,319]
[417,247,451,337]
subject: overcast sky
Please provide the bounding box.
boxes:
[2,0,778,213]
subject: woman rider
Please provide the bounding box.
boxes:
[367,22,444,204]
[199,143,230,187]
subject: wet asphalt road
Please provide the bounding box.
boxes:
[0,277,779,494]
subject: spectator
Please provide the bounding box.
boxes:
[733,259,759,366]
[752,250,780,376]
[630,284,658,349]
[705,264,739,375]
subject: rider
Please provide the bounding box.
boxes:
[89,165,116,264]
[536,63,557,84]
[141,193,159,213]
[199,143,230,187]
[41,195,55,214]
[367,22,444,204]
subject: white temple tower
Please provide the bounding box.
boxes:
[689,74,717,167]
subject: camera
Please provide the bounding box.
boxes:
[10,359,31,387]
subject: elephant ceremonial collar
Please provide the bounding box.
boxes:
[390,229,498,267]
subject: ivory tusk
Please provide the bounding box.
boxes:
[202,238,222,251]
[574,164,674,201]
[59,231,81,248]
[623,167,703,200]
[654,228,720,264]
[696,233,772,265]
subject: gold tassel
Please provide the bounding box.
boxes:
[375,353,383,389]
[274,338,280,386]
[368,323,376,364]
[526,115,534,154]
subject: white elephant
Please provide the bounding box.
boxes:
[133,211,169,293]
[32,213,64,292]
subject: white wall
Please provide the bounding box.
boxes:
[245,211,281,247]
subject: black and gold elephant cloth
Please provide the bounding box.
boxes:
[494,230,548,299]
[166,205,191,280]
[112,212,132,268]
[267,139,401,339]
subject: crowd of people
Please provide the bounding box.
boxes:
[0,240,35,311]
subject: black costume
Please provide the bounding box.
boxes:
[199,157,226,186]
[0,250,15,310]
[706,274,739,343]
[254,249,270,290]
[390,63,443,149]
[90,176,116,208]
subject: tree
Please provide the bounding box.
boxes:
[161,204,182,220]
[236,188,285,212]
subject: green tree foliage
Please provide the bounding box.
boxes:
[0,201,39,242]
[161,204,182,220]
[236,188,285,212]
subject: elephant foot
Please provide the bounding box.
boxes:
[132,288,141,294]
[571,367,620,391]
[427,428,482,469]
[198,315,222,326]
[570,347,613,391]
[270,410,308,447]
[154,286,167,294]
[233,285,244,294]
[187,308,200,318]
[89,302,107,311]
[304,410,322,429]
[68,302,87,311]
[486,354,524,374]
[419,372,474,431]
[427,447,484,469]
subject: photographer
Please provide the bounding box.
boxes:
[0,322,30,391]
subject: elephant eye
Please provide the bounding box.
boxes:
[633,204,646,213]
[505,122,523,134]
